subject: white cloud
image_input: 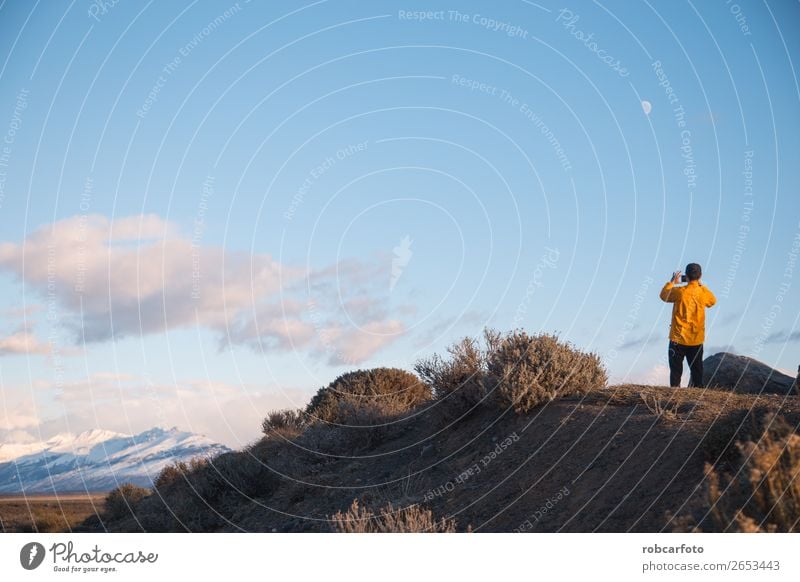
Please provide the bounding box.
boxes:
[1,429,38,443]
[318,319,406,366]
[0,330,51,356]
[0,398,39,431]
[3,373,315,449]
[0,214,293,340]
[0,214,407,365]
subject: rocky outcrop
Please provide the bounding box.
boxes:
[703,352,797,395]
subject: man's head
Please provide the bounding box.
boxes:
[685,263,702,281]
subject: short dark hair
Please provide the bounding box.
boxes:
[685,263,702,281]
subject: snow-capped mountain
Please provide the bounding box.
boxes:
[0,429,128,463]
[0,427,230,493]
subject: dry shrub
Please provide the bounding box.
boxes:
[142,452,277,531]
[640,392,680,420]
[306,368,430,425]
[261,408,307,438]
[206,451,275,498]
[487,331,607,414]
[701,406,775,468]
[168,453,274,505]
[292,422,356,457]
[415,329,501,415]
[330,499,457,533]
[124,494,177,532]
[104,483,151,520]
[24,509,69,533]
[246,433,314,477]
[293,404,405,456]
[415,329,606,416]
[153,458,214,490]
[704,414,800,532]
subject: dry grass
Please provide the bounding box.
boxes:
[639,392,682,420]
[330,499,458,533]
[704,415,800,532]
[0,494,105,533]
[25,509,69,532]
[588,384,798,424]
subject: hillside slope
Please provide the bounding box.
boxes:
[91,384,800,533]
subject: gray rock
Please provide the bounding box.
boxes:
[703,352,797,395]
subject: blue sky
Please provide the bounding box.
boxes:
[0,0,798,448]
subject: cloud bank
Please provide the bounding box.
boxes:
[0,214,406,364]
[1,373,313,449]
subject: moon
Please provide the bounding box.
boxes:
[641,100,652,115]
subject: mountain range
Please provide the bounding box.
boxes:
[0,427,230,494]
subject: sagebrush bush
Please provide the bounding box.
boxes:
[145,452,277,531]
[415,329,501,414]
[104,483,151,520]
[261,408,307,438]
[330,499,458,533]
[704,414,800,532]
[486,331,607,413]
[305,368,430,425]
[163,453,272,504]
[206,451,274,498]
[154,459,202,490]
[415,329,606,416]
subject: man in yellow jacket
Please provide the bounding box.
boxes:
[659,263,717,387]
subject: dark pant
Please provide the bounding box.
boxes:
[668,341,704,387]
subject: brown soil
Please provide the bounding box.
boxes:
[97,384,800,532]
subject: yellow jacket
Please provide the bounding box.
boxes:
[659,280,717,345]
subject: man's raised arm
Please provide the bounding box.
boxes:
[704,286,717,308]
[660,272,681,303]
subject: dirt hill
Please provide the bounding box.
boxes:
[85,383,800,533]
